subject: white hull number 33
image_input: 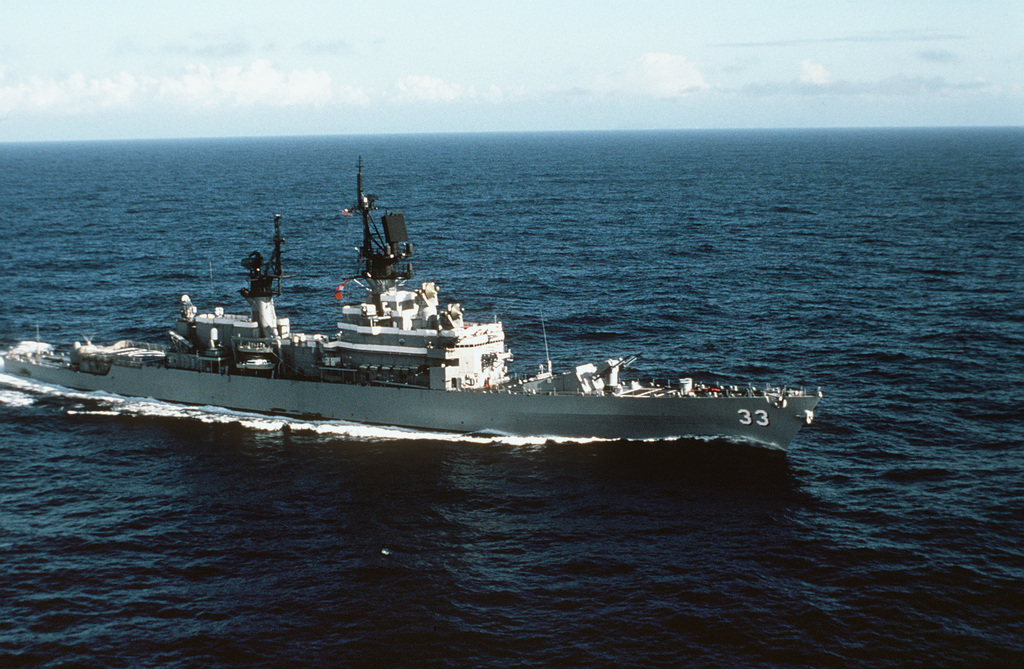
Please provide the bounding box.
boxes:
[738,409,770,426]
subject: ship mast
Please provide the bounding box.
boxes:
[241,214,284,297]
[240,214,284,337]
[353,158,413,305]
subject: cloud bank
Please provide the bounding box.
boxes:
[0,60,363,114]
[390,75,503,104]
[0,51,1009,129]
[159,60,338,107]
[744,68,993,97]
[799,61,831,86]
[597,52,709,99]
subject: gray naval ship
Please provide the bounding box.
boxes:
[2,162,822,449]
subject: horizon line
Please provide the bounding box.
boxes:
[2,124,1022,146]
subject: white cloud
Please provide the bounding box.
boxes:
[597,53,708,99]
[391,75,464,103]
[634,53,708,97]
[482,84,503,104]
[799,60,831,85]
[158,59,335,107]
[390,75,504,104]
[334,84,372,106]
[0,70,143,113]
[743,73,995,97]
[0,60,367,115]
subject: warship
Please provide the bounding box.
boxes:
[2,162,821,449]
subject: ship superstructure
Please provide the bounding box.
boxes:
[161,160,512,393]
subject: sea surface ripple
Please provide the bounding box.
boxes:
[1,128,1022,667]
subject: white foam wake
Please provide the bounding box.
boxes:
[0,372,622,446]
[1,373,752,447]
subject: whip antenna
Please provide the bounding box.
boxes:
[541,313,552,375]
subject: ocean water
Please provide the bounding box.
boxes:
[1,128,1022,667]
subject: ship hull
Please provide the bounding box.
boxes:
[2,355,819,449]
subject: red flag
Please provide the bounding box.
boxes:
[334,280,348,300]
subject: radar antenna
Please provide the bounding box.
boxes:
[353,158,414,296]
[240,213,284,299]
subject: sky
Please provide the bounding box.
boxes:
[0,0,1021,141]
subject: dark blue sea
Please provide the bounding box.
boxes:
[1,129,1022,667]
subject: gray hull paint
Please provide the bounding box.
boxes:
[3,357,820,449]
